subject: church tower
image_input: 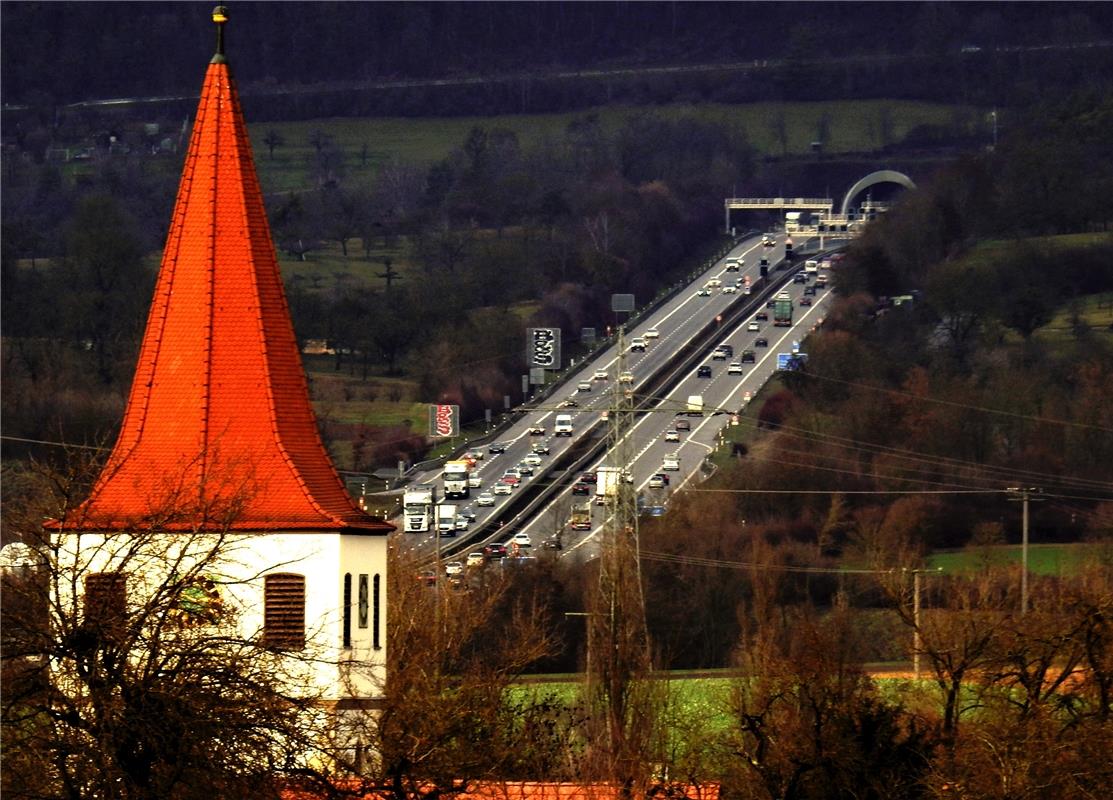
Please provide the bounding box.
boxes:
[56,6,392,715]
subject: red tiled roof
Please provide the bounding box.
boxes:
[68,56,390,535]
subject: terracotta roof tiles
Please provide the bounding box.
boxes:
[69,57,390,535]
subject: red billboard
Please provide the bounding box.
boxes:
[428,404,459,438]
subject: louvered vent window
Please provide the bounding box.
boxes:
[263,573,305,650]
[84,572,126,637]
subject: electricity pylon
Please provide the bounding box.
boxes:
[587,320,652,783]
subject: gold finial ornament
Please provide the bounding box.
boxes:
[212,5,229,61]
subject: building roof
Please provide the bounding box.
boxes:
[67,22,391,535]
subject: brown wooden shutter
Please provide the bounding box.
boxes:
[263,573,305,650]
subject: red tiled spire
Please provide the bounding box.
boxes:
[70,19,390,534]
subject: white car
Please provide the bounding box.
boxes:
[665,429,680,442]
[445,561,464,576]
[593,370,608,381]
[522,453,542,467]
[706,278,722,288]
[618,371,634,384]
[762,235,775,246]
[648,474,666,489]
[577,381,592,392]
[454,515,469,531]
[644,327,660,339]
[728,362,744,375]
[468,474,482,488]
[748,321,760,332]
[512,532,532,548]
[475,491,495,506]
[466,552,486,568]
[723,285,737,294]
[697,287,712,297]
[493,482,513,495]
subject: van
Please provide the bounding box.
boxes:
[554,414,573,436]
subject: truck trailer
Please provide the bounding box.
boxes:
[773,291,794,327]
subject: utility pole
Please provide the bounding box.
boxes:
[587,297,651,783]
[1007,487,1042,614]
[903,567,940,680]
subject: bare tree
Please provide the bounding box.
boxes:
[1,456,343,800]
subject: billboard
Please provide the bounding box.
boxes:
[428,404,459,437]
[528,328,561,369]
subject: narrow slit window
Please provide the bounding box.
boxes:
[372,573,381,650]
[343,573,352,649]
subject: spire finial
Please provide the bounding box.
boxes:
[212,5,229,63]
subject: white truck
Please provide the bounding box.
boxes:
[443,459,471,500]
[403,485,436,533]
[804,259,819,277]
[436,503,458,536]
[686,395,704,416]
[595,466,623,506]
[554,413,574,436]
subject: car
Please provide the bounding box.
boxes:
[648,474,665,489]
[493,481,513,495]
[522,453,542,467]
[793,273,807,284]
[723,285,737,294]
[675,419,691,431]
[531,440,551,455]
[725,260,741,272]
[664,429,680,442]
[662,454,680,471]
[755,337,768,347]
[762,235,775,246]
[528,426,546,436]
[712,348,728,361]
[445,561,464,577]
[466,448,485,461]
[741,349,756,363]
[748,321,761,332]
[706,278,722,288]
[484,543,508,559]
[558,398,580,408]
[804,286,817,296]
[697,287,712,297]
[618,371,634,384]
[517,462,535,477]
[542,537,563,550]
[756,311,769,321]
[468,474,483,488]
[720,344,734,356]
[512,532,532,548]
[460,506,477,521]
[416,569,438,586]
[577,381,592,392]
[466,552,486,568]
[593,369,609,381]
[579,472,597,483]
[502,471,521,485]
[475,492,496,506]
[728,361,744,374]
[572,483,592,495]
[800,296,813,306]
[488,441,509,454]
[454,515,469,531]
[697,365,712,378]
[644,327,660,339]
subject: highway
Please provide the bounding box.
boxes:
[519,280,833,561]
[400,234,827,560]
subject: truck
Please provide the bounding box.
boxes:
[569,502,593,531]
[686,394,704,416]
[773,291,793,327]
[443,460,471,500]
[595,466,623,506]
[804,259,819,277]
[403,485,436,533]
[554,413,574,436]
[436,503,457,536]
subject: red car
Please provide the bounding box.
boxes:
[572,483,592,495]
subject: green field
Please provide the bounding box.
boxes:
[249,99,977,193]
[927,543,1108,576]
